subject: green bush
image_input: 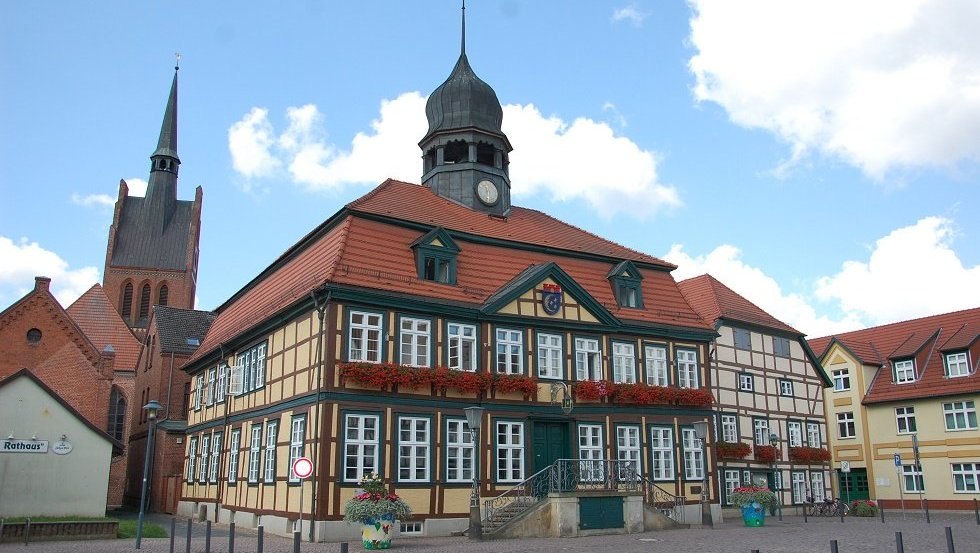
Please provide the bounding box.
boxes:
[851,500,879,517]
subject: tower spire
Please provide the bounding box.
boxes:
[461,0,466,56]
[143,62,181,232]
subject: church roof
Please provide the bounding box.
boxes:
[66,283,141,370]
[153,305,216,355]
[190,179,711,365]
[109,196,195,270]
[677,274,801,335]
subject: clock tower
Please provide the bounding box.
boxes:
[419,3,512,217]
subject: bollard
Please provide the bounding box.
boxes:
[24,517,30,546]
[206,520,212,553]
[341,542,349,553]
[185,519,192,553]
[293,530,301,553]
[257,525,264,553]
[229,522,235,553]
[170,517,176,553]
[896,531,904,553]
[804,507,808,523]
[880,504,885,523]
[752,550,760,553]
[924,498,931,523]
[830,539,839,553]
[945,526,955,553]
[840,511,845,523]
[975,498,979,525]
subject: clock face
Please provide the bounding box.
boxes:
[476,179,499,205]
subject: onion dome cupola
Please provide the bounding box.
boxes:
[420,2,513,217]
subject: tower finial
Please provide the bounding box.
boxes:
[174,51,181,71]
[461,0,466,56]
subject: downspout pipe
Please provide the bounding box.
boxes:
[309,288,330,542]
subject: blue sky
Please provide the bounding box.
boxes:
[2,1,978,338]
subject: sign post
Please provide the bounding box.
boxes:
[894,453,906,519]
[839,461,851,504]
[292,457,314,539]
[912,435,926,521]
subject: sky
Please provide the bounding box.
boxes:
[1,1,978,339]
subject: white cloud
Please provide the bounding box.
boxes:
[0,236,99,308]
[227,93,680,218]
[612,4,649,26]
[816,216,980,324]
[124,178,148,197]
[70,193,114,207]
[228,107,281,180]
[687,0,980,178]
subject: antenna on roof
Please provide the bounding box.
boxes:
[174,51,181,71]
[461,0,466,56]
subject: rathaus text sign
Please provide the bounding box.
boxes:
[1,439,49,453]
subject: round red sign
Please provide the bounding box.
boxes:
[292,456,314,479]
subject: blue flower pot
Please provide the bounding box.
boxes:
[741,502,766,527]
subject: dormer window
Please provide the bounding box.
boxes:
[412,228,459,285]
[894,359,915,383]
[945,352,970,378]
[608,260,644,309]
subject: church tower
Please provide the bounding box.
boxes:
[103,64,202,331]
[419,2,513,217]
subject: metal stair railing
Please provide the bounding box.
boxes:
[482,465,552,532]
[638,475,685,522]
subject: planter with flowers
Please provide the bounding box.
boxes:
[344,473,412,550]
[851,499,878,517]
[753,444,777,463]
[716,441,751,460]
[729,486,778,527]
[788,446,832,464]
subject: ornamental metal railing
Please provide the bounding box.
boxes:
[638,475,685,522]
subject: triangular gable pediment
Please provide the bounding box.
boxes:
[410,227,460,253]
[607,260,643,281]
[481,262,618,325]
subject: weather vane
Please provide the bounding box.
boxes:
[175,52,181,71]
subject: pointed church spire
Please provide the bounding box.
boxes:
[461,0,466,56]
[143,60,181,232]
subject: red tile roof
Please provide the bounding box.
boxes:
[677,274,801,335]
[808,307,980,404]
[66,284,141,370]
[191,181,711,364]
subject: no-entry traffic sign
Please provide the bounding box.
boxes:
[292,456,314,479]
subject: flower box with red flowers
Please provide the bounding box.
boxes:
[754,444,777,463]
[717,441,751,460]
[788,446,832,463]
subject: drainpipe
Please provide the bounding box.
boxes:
[309,288,330,542]
[217,343,229,523]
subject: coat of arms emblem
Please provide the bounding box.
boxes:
[541,283,563,315]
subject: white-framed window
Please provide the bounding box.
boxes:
[237,341,267,395]
[349,311,383,363]
[810,471,826,502]
[733,328,751,350]
[832,369,850,391]
[288,415,306,483]
[787,421,803,447]
[806,422,821,448]
[682,428,704,480]
[194,375,204,409]
[724,469,741,504]
[344,413,380,481]
[791,471,807,504]
[216,363,227,403]
[894,359,915,383]
[495,328,523,375]
[952,463,980,492]
[754,419,770,445]
[399,317,430,367]
[209,431,222,483]
[612,342,636,383]
[720,415,738,443]
[495,421,525,483]
[199,434,210,483]
[398,416,430,482]
[650,427,674,480]
[946,352,970,378]
[448,322,477,372]
[773,336,791,357]
[837,412,856,438]
[446,419,474,483]
[536,333,563,379]
[617,426,641,476]
[944,401,977,431]
[263,420,278,484]
[677,349,699,388]
[578,424,604,481]
[780,380,794,397]
[738,373,754,392]
[644,344,668,386]
[247,424,262,484]
[187,436,198,483]
[227,428,241,484]
[903,464,924,492]
[896,406,917,434]
[206,367,216,406]
[575,338,601,381]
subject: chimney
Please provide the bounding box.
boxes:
[35,276,52,292]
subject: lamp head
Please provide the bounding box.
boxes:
[769,432,779,446]
[463,406,484,432]
[692,420,709,440]
[144,399,163,421]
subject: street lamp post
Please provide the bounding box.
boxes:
[463,406,485,540]
[769,432,783,521]
[136,399,162,549]
[692,421,713,527]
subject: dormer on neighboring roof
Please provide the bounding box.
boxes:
[888,329,940,384]
[411,228,460,285]
[940,322,978,378]
[607,260,644,309]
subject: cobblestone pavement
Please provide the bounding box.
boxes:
[3,513,978,553]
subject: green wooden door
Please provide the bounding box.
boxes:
[532,421,571,474]
[838,468,870,501]
[579,496,624,530]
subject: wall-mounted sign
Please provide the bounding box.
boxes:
[1,439,49,453]
[52,440,73,455]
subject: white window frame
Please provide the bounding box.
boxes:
[894,359,915,383]
[237,342,267,395]
[495,421,525,483]
[754,419,770,445]
[644,344,668,386]
[344,413,380,482]
[209,431,222,483]
[810,471,826,502]
[206,367,216,406]
[896,406,917,434]
[194,375,204,410]
[650,427,675,481]
[724,469,741,504]
[677,349,699,388]
[720,415,738,443]
[397,416,430,482]
[943,400,978,431]
[952,462,980,493]
[738,373,754,392]
[446,419,474,483]
[187,436,198,483]
[536,333,563,379]
[837,412,856,439]
[228,428,241,484]
[448,322,477,372]
[946,352,970,378]
[832,369,850,391]
[349,310,383,363]
[578,424,604,482]
[287,415,306,483]
[787,421,803,448]
[247,424,262,484]
[779,380,794,397]
[216,363,227,403]
[791,471,807,504]
[903,464,924,492]
[806,422,821,448]
[682,428,704,480]
[263,421,278,484]
[399,317,431,367]
[612,342,636,384]
[198,434,210,484]
[617,426,641,477]
[495,328,524,375]
[574,338,601,381]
